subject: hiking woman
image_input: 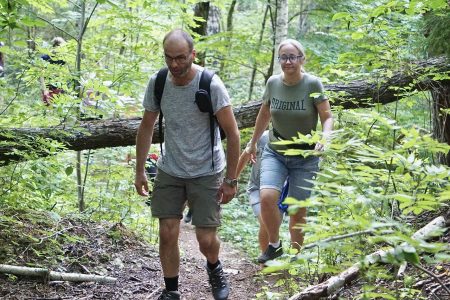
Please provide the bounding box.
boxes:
[247,38,333,263]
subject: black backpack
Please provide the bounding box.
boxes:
[154,67,225,169]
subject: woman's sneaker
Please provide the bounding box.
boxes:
[257,241,283,263]
[183,209,192,223]
[157,289,181,300]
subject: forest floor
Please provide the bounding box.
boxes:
[0,209,283,300]
[0,209,449,300]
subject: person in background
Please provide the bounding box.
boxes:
[0,41,5,77]
[145,152,159,181]
[134,29,240,300]
[247,38,333,264]
[236,131,288,256]
[183,206,193,223]
[40,37,66,105]
[236,131,273,253]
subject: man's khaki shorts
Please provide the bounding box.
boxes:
[151,168,223,227]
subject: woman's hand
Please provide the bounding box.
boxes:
[315,142,324,152]
[245,144,257,163]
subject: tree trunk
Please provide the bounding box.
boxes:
[296,0,314,37]
[298,0,306,34]
[192,1,210,66]
[219,0,236,78]
[76,151,84,211]
[0,57,448,164]
[76,0,86,212]
[272,0,288,74]
[431,80,450,165]
[192,2,210,36]
[207,5,220,35]
[248,4,270,101]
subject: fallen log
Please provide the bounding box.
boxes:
[288,215,448,300]
[0,57,448,164]
[397,216,448,277]
[0,264,117,284]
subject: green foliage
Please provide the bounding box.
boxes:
[322,0,449,86]
[253,107,450,297]
[0,146,159,245]
[0,206,153,273]
[220,193,262,258]
[0,208,66,265]
[1,1,450,299]
[230,86,449,299]
[421,6,450,56]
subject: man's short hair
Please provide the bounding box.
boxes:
[163,29,194,52]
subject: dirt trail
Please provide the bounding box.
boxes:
[4,209,448,299]
[177,221,262,299]
[0,216,266,300]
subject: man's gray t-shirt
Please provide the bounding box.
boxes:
[142,66,230,178]
[263,72,327,151]
[246,131,269,193]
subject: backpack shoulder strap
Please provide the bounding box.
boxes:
[199,68,218,170]
[199,69,214,109]
[201,69,226,140]
[154,67,169,104]
[154,67,169,156]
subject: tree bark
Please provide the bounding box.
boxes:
[431,80,450,165]
[248,4,270,101]
[272,0,288,74]
[0,57,448,164]
[192,1,210,66]
[76,0,86,213]
[192,2,210,36]
[219,0,236,78]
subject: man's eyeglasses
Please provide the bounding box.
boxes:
[164,53,191,64]
[277,55,304,63]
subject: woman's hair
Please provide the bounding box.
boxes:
[278,39,306,72]
[278,39,305,58]
[51,37,66,47]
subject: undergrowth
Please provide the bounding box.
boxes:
[0,207,149,271]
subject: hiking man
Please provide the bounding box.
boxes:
[134,29,240,300]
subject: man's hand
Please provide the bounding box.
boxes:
[218,182,237,204]
[134,171,149,197]
[42,90,51,106]
[134,110,158,197]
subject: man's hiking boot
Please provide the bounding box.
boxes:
[258,241,283,264]
[207,263,229,300]
[157,289,181,300]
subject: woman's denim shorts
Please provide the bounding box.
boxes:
[260,145,319,201]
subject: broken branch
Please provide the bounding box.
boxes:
[0,264,116,284]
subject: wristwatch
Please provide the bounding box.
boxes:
[223,177,238,187]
